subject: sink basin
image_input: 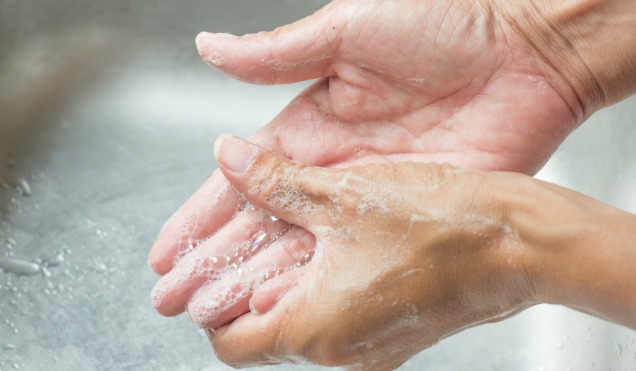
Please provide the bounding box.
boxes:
[1,1,635,369]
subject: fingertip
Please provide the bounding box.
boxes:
[250,268,305,315]
[248,297,262,316]
[211,307,288,367]
[194,31,209,51]
[147,253,168,276]
[213,133,234,163]
[195,13,335,84]
[249,283,276,315]
[195,32,224,68]
[195,32,239,68]
[216,135,262,175]
[148,229,178,276]
[147,245,171,276]
[195,31,237,46]
[187,292,252,329]
[150,283,185,317]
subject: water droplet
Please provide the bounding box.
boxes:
[616,343,624,355]
[11,178,31,197]
[41,266,52,278]
[249,233,269,255]
[43,252,64,267]
[0,257,40,276]
[94,262,108,272]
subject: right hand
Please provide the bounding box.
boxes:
[201,136,636,369]
[149,0,598,323]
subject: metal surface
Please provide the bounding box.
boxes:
[1,1,635,370]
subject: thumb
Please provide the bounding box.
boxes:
[214,134,333,230]
[195,5,340,84]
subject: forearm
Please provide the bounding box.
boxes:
[496,0,636,115]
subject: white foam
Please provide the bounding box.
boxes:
[204,52,225,67]
[155,208,307,321]
[260,53,333,71]
[406,77,426,87]
[187,269,267,327]
[265,184,324,217]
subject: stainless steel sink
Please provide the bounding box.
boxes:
[1,1,635,370]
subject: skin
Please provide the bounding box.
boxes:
[148,0,636,368]
[150,0,584,317]
[206,136,636,369]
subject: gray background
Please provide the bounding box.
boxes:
[1,0,635,370]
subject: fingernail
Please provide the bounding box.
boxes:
[213,133,233,160]
[248,299,261,315]
[195,32,209,49]
[214,134,260,174]
[195,31,237,48]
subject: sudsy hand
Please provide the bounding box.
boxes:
[200,135,636,370]
[199,135,537,369]
[149,0,586,320]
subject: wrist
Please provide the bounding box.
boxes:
[511,178,636,327]
[493,0,636,114]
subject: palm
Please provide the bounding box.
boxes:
[149,0,581,321]
[243,0,580,173]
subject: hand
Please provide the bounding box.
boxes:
[203,136,636,369]
[180,135,622,369]
[149,0,587,321]
[200,136,538,369]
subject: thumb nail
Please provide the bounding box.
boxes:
[195,31,237,47]
[214,134,260,174]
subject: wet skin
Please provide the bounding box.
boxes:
[149,0,582,321]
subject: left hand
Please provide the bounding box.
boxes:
[197,135,543,369]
